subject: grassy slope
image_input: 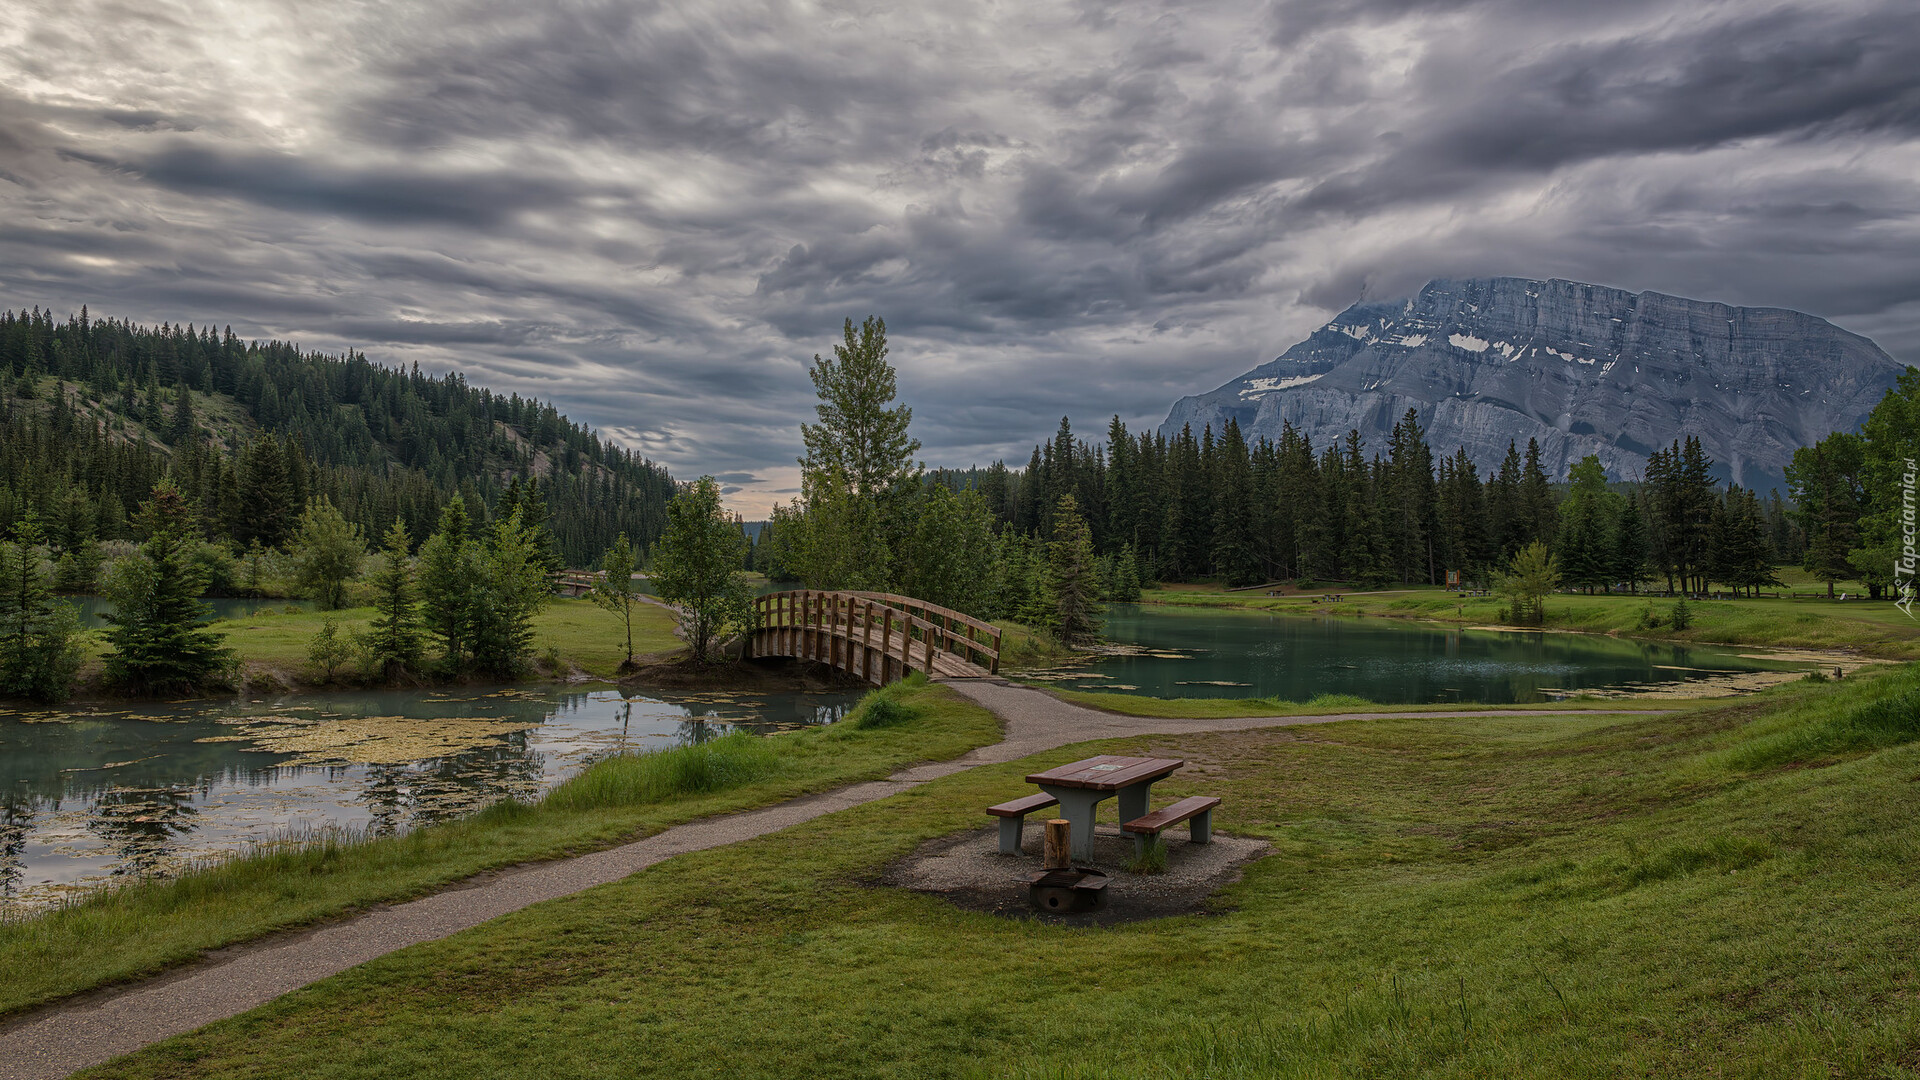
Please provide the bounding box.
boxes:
[1142,582,1920,660]
[0,680,999,1018]
[71,596,685,689]
[73,663,1920,1079]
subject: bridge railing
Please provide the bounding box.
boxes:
[751,590,1001,679]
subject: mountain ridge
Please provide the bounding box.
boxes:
[1161,277,1908,491]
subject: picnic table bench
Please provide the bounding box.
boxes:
[1121,795,1220,858]
[986,755,1224,865]
[986,792,1059,855]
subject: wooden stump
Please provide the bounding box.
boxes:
[1043,818,1071,869]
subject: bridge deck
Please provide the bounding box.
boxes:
[748,590,1000,685]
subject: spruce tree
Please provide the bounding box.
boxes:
[1043,494,1102,646]
[0,519,85,702]
[417,496,477,669]
[1613,496,1652,594]
[467,509,551,676]
[101,480,234,694]
[363,520,423,678]
[166,380,194,444]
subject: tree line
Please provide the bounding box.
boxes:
[754,317,1917,638]
[0,306,678,571]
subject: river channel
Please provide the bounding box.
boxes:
[2,605,1809,912]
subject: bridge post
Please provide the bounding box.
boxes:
[867,599,876,683]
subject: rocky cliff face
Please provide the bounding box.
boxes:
[1161,277,1908,492]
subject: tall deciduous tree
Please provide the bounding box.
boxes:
[1498,541,1560,627]
[653,478,754,664]
[591,532,643,669]
[289,498,365,610]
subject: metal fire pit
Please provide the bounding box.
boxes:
[1027,867,1110,913]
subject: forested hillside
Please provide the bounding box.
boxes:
[0,307,675,565]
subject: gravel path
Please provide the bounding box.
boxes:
[0,681,1661,1080]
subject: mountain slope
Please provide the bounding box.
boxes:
[1,307,675,563]
[1162,277,1907,490]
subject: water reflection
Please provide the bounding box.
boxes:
[1035,604,1809,702]
[1,684,856,911]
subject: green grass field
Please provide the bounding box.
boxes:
[1141,580,1920,660]
[0,678,1000,1018]
[72,596,686,690]
[56,662,1920,1078]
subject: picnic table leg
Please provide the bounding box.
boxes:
[998,815,1024,856]
[1039,786,1104,864]
[1116,779,1156,827]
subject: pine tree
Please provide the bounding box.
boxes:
[417,496,478,668]
[1613,495,1652,594]
[1787,433,1865,599]
[233,434,296,549]
[101,480,234,694]
[1043,494,1102,645]
[165,380,194,444]
[363,520,423,678]
[0,519,85,702]
[467,509,552,675]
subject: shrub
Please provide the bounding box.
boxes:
[1670,597,1694,631]
[855,696,919,730]
[1127,837,1168,874]
[543,733,780,812]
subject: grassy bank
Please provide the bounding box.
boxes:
[1051,688,1680,719]
[1140,582,1920,660]
[68,596,686,694]
[0,678,999,1018]
[76,662,1920,1078]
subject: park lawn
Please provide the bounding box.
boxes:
[72,596,685,686]
[77,663,1920,1079]
[1050,688,1682,719]
[0,679,1000,1018]
[1140,583,1920,660]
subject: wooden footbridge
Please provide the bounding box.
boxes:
[747,591,1001,684]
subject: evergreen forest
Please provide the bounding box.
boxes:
[0,306,677,575]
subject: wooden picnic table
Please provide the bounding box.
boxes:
[1025,755,1184,863]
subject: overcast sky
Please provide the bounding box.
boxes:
[3,0,1916,513]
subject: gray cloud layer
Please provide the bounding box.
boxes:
[2,0,1916,512]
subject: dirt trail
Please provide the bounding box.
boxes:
[0,681,1664,1080]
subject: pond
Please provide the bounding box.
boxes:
[1033,604,1812,703]
[0,685,855,911]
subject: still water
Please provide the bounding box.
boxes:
[1,604,1808,911]
[0,686,854,910]
[1032,604,1807,703]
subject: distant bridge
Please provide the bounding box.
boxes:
[747,591,1001,684]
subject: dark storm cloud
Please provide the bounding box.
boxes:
[81,143,620,228]
[2,0,1917,512]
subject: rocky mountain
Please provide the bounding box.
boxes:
[1161,277,1907,492]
